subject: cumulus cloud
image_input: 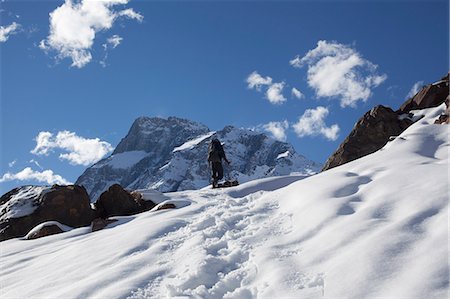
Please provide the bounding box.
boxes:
[247,71,287,104]
[262,121,289,142]
[266,82,287,104]
[0,22,20,42]
[39,0,143,68]
[0,167,71,185]
[118,8,144,22]
[246,71,273,90]
[290,40,387,108]
[291,87,304,99]
[31,131,113,166]
[293,106,340,141]
[406,81,424,99]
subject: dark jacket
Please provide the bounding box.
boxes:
[207,139,229,163]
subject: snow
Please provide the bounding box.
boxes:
[276,150,289,159]
[173,132,216,152]
[136,188,171,204]
[1,104,448,298]
[107,151,149,169]
[0,186,50,221]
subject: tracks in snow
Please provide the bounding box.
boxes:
[128,189,277,298]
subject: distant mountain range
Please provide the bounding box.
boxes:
[76,117,320,200]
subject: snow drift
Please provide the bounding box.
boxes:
[0,105,448,298]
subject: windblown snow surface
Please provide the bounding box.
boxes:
[1,105,448,298]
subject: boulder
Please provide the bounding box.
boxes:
[398,73,449,113]
[91,218,118,232]
[322,105,413,171]
[26,222,66,240]
[0,185,94,241]
[156,203,177,211]
[434,96,450,124]
[94,184,155,218]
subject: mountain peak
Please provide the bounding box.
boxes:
[76,116,320,200]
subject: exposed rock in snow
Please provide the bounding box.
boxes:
[0,185,94,241]
[398,73,448,113]
[25,221,72,240]
[322,105,413,171]
[323,74,449,171]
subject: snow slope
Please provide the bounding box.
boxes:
[1,105,448,298]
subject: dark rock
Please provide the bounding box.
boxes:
[322,105,413,171]
[0,185,94,241]
[94,184,155,218]
[398,73,449,113]
[156,203,177,211]
[434,96,450,124]
[91,218,118,232]
[26,223,64,240]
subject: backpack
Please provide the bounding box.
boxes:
[208,139,223,162]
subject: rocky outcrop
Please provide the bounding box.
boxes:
[0,185,94,241]
[398,74,449,113]
[322,106,413,171]
[94,184,155,218]
[434,96,450,124]
[323,74,449,171]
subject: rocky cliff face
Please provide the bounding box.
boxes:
[322,73,449,171]
[76,117,320,201]
[322,105,413,171]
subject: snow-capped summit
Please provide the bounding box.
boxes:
[113,116,210,155]
[76,117,320,201]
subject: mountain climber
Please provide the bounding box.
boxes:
[207,138,230,188]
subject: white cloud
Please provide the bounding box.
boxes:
[247,71,287,104]
[246,71,273,90]
[290,40,387,108]
[0,167,71,185]
[8,160,17,168]
[40,0,143,68]
[118,8,144,22]
[263,121,289,142]
[406,81,424,99]
[0,22,20,42]
[293,106,340,141]
[31,131,113,166]
[107,34,122,49]
[291,87,304,99]
[266,82,287,104]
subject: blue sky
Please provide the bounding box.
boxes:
[0,0,448,193]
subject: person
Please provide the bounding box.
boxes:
[207,138,230,188]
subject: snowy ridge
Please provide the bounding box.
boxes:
[1,104,448,298]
